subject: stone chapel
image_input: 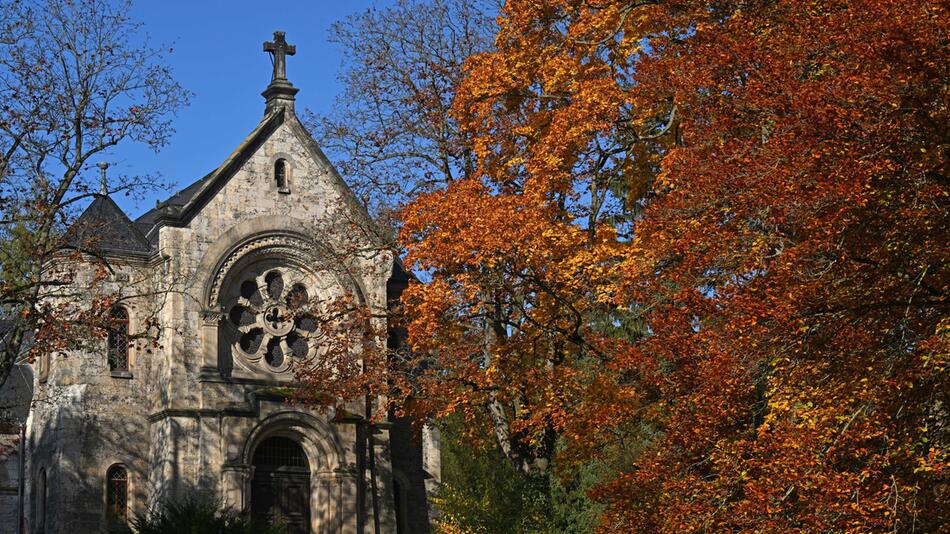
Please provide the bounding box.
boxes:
[0,31,438,534]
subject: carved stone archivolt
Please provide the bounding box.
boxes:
[207,233,321,307]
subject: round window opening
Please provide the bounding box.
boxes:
[226,268,317,370]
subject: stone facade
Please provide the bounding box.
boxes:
[2,33,437,534]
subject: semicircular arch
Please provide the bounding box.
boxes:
[241,411,346,475]
[196,215,369,310]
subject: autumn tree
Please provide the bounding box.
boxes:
[397,0,667,477]
[0,0,188,388]
[397,0,948,531]
[305,0,653,503]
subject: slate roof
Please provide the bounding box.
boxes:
[70,193,154,257]
[70,108,285,255]
[135,169,216,244]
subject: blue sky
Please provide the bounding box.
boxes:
[107,0,390,218]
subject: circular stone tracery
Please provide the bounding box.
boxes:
[225,267,318,371]
[262,304,294,336]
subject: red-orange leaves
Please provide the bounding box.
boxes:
[399,0,948,531]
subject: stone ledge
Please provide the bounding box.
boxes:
[198,373,301,388]
[147,406,256,423]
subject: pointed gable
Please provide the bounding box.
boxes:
[134,108,383,247]
[135,109,285,233]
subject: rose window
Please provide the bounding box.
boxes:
[224,267,318,371]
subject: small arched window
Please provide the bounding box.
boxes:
[275,159,290,193]
[106,465,128,526]
[107,307,130,373]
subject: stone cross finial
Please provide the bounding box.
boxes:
[97,161,109,195]
[263,31,296,81]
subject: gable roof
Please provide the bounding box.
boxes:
[134,108,286,238]
[70,194,154,257]
[134,106,387,247]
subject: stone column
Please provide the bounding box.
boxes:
[336,470,359,534]
[312,472,338,534]
[370,425,397,534]
[422,423,442,488]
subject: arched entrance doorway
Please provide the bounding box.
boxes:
[251,436,311,533]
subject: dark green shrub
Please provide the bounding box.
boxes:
[131,495,286,534]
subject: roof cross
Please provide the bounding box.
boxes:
[263,31,295,82]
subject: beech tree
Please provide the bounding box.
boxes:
[303,0,654,491]
[294,0,946,530]
[0,0,188,388]
[399,0,947,531]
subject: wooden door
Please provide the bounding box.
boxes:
[251,436,312,533]
[251,469,311,533]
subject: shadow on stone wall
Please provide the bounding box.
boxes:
[28,382,159,533]
[0,365,33,530]
[389,416,432,534]
[29,402,366,533]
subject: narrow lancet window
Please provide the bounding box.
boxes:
[107,307,130,373]
[106,465,128,527]
[275,159,290,193]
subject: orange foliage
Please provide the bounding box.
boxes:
[398,0,949,531]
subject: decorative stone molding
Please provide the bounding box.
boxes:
[240,410,346,474]
[207,232,319,307]
[200,309,225,326]
[195,216,370,309]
